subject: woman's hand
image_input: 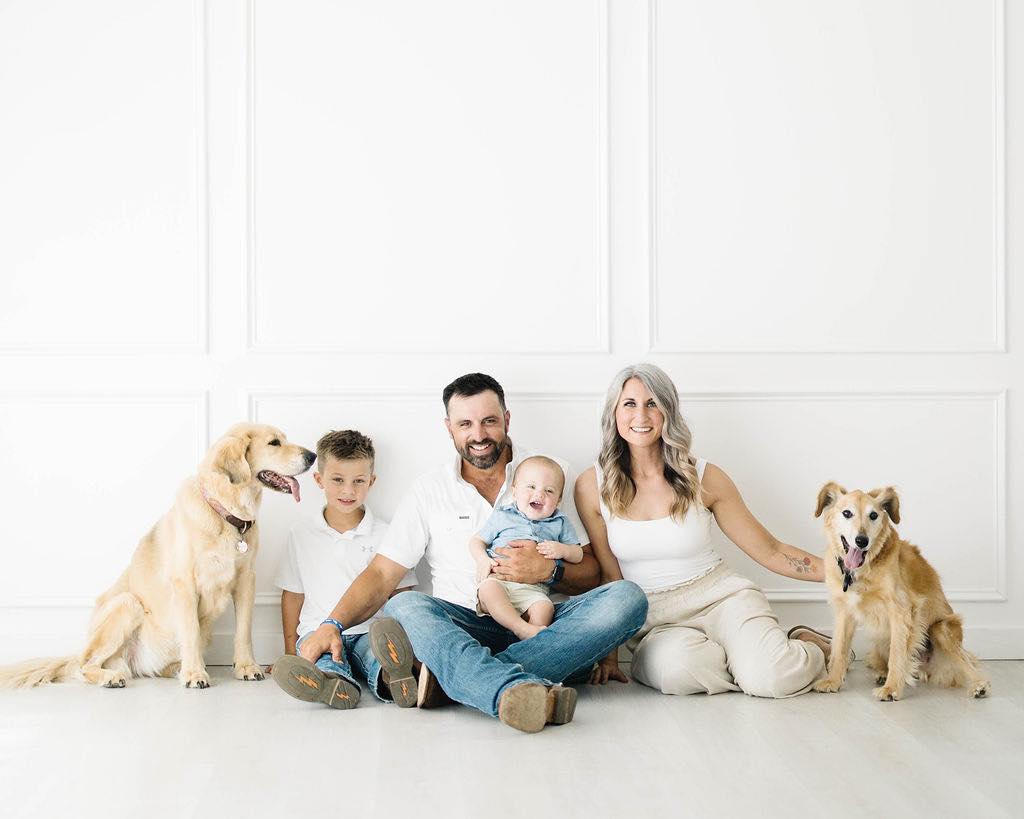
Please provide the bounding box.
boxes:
[590,649,629,685]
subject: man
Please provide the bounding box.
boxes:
[297,373,648,732]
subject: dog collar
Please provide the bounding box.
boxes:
[201,489,254,553]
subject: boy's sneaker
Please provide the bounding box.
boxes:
[497,683,577,733]
[271,655,360,710]
[368,617,418,708]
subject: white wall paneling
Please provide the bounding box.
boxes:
[0,393,208,606]
[246,0,609,353]
[0,0,209,352]
[649,0,1005,353]
[0,0,1018,663]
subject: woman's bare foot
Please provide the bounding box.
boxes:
[512,623,547,641]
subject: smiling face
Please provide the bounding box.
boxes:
[511,458,564,520]
[815,482,901,572]
[314,455,375,515]
[444,390,510,470]
[614,377,665,448]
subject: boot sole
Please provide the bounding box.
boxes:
[498,683,549,733]
[271,655,360,710]
[368,618,418,708]
[547,685,577,725]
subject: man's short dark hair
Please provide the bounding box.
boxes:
[442,373,506,415]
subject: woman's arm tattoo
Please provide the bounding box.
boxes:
[783,553,814,574]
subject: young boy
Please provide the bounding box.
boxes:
[468,455,583,641]
[271,430,417,709]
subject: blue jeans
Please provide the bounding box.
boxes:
[295,630,388,702]
[381,580,648,717]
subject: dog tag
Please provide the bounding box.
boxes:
[236,540,248,554]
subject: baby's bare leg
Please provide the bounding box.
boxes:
[525,599,555,627]
[478,580,545,641]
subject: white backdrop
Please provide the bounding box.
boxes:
[0,0,1019,662]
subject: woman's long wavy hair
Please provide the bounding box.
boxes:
[598,363,702,520]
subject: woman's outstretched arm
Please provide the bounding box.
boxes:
[701,463,825,582]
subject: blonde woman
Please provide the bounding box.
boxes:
[575,363,830,697]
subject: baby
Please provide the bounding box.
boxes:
[468,455,583,640]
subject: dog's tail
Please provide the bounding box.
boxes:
[0,656,78,689]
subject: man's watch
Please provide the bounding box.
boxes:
[545,559,565,587]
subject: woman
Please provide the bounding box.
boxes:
[576,363,830,697]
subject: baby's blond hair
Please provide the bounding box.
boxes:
[512,455,565,498]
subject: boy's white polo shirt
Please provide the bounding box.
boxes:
[275,506,417,638]
[375,442,585,610]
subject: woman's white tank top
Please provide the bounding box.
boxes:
[594,458,721,593]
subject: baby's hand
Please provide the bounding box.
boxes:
[537,541,569,559]
[475,556,497,583]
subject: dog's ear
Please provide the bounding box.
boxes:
[815,482,846,518]
[868,486,900,525]
[198,433,256,519]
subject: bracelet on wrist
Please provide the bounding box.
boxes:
[322,618,345,636]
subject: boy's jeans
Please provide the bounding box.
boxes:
[295,630,388,702]
[381,580,648,717]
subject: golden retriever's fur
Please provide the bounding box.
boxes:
[812,482,988,701]
[0,423,314,690]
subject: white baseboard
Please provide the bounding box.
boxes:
[2,625,1022,666]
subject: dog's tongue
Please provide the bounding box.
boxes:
[285,475,300,503]
[844,546,865,571]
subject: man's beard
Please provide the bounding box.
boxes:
[458,433,508,469]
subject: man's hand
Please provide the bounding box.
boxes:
[590,650,629,685]
[299,623,345,664]
[491,539,551,585]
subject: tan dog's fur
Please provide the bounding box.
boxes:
[812,482,988,701]
[0,423,314,690]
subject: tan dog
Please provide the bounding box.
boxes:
[0,423,315,690]
[812,482,988,701]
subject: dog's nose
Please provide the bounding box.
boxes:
[855,534,869,549]
[303,449,316,467]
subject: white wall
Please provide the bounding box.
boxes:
[1,0,1019,663]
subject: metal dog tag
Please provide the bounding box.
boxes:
[236,540,249,554]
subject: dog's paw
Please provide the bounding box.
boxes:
[971,681,990,699]
[873,685,900,702]
[233,662,265,682]
[813,677,842,693]
[181,669,211,689]
[875,675,887,686]
[102,673,127,689]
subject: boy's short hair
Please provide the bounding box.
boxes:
[442,372,506,415]
[316,430,375,470]
[513,455,565,496]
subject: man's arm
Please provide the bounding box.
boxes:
[298,555,410,663]
[490,541,600,593]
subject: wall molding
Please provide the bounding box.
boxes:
[0,0,210,355]
[244,0,609,355]
[646,0,1006,355]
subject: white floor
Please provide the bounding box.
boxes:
[2,662,1021,819]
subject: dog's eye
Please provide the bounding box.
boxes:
[869,511,878,521]
[269,439,281,447]
[842,510,853,519]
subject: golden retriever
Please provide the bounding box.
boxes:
[0,423,314,690]
[811,482,989,701]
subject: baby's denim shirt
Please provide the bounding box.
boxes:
[477,503,580,556]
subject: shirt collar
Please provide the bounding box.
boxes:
[317,505,375,540]
[499,501,562,524]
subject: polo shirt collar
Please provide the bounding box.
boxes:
[317,505,375,540]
